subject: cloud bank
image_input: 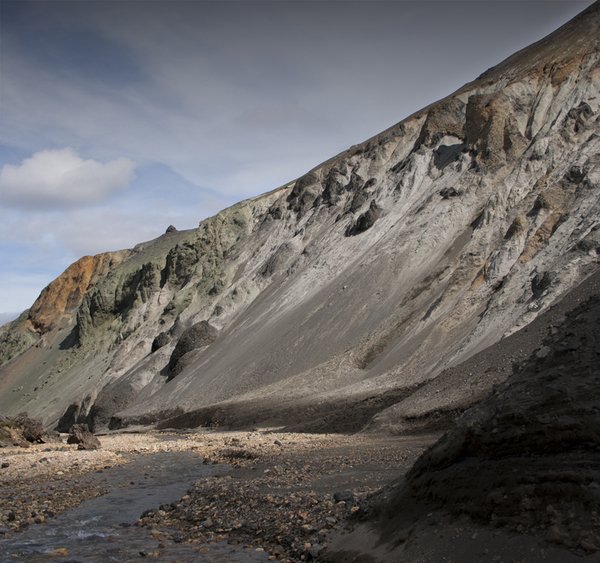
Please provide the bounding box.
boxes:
[0,148,135,208]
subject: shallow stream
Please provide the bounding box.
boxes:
[0,451,267,562]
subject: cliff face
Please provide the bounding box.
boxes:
[0,251,129,366]
[0,2,599,432]
[28,252,131,333]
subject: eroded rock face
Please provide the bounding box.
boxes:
[0,316,37,366]
[345,201,382,236]
[0,2,599,432]
[416,96,466,148]
[29,252,130,333]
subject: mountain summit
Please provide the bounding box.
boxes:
[1,2,599,434]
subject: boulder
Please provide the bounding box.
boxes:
[12,413,44,443]
[151,331,171,353]
[67,424,101,450]
[0,413,52,447]
[167,321,218,380]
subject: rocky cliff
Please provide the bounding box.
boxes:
[0,2,599,432]
[0,251,129,365]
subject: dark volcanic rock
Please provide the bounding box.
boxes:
[56,403,80,433]
[349,189,369,213]
[390,292,600,552]
[434,143,466,170]
[531,271,556,299]
[67,424,101,450]
[333,490,354,503]
[12,413,44,443]
[439,187,463,199]
[167,321,218,380]
[0,414,51,447]
[322,167,346,206]
[345,201,382,236]
[165,225,177,233]
[151,331,171,353]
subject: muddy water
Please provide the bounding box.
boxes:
[0,451,267,562]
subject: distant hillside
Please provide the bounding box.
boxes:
[0,313,19,327]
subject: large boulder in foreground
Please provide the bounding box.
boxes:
[67,424,101,450]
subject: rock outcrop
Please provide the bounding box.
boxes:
[66,424,101,450]
[0,2,598,434]
[28,252,130,333]
[0,251,129,366]
[166,321,218,381]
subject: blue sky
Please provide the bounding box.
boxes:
[0,0,591,316]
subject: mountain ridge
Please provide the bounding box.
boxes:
[1,1,599,434]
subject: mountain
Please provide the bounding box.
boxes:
[1,1,599,433]
[0,313,20,328]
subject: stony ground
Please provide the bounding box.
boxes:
[139,432,432,561]
[0,430,433,560]
[0,431,219,534]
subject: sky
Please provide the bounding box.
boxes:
[0,0,592,317]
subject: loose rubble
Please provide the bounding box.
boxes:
[138,432,431,561]
[0,429,432,558]
[66,423,101,450]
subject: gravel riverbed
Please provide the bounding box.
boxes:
[0,430,434,561]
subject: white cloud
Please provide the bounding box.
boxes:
[0,148,135,208]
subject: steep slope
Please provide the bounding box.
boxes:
[1,2,599,431]
[405,283,600,551]
[335,270,600,560]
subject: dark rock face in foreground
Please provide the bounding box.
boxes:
[400,292,600,552]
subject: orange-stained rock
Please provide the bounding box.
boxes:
[28,251,130,333]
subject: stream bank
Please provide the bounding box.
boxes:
[0,430,433,561]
